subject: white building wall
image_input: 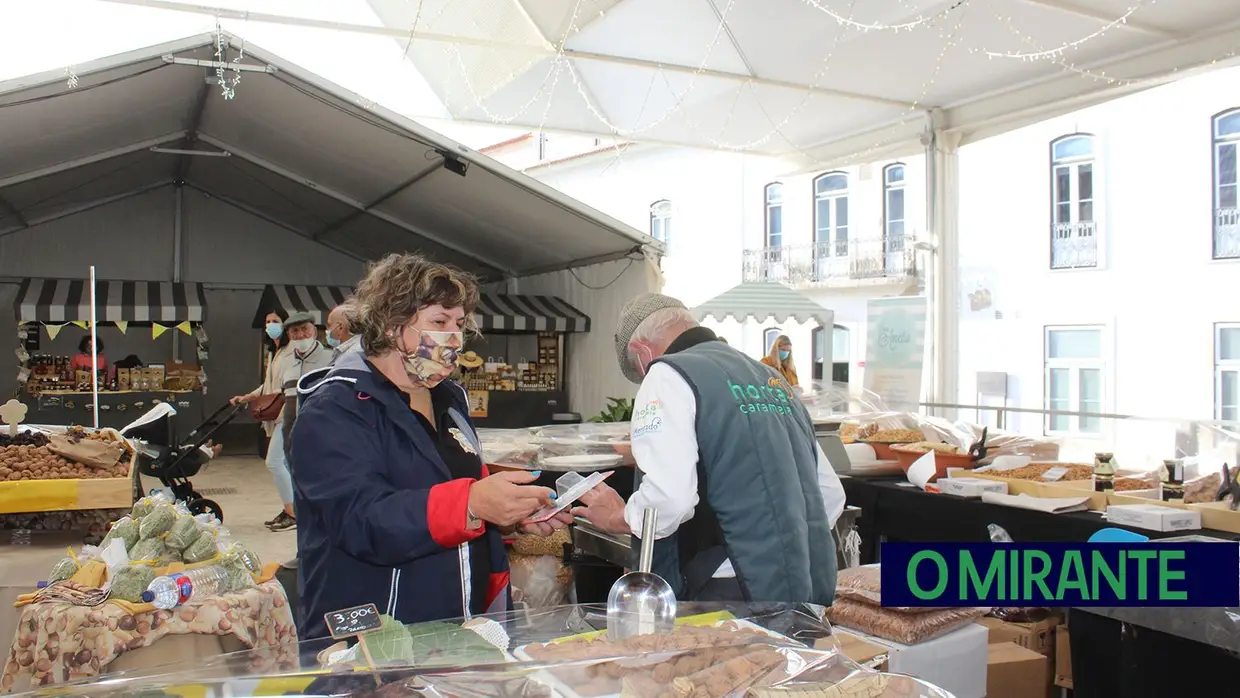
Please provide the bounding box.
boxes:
[956,65,1240,468]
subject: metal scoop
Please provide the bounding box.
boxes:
[606,507,677,640]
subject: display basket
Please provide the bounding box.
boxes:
[0,425,137,515]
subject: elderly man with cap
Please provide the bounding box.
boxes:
[271,311,333,533]
[572,293,845,603]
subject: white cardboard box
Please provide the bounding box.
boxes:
[836,622,988,698]
[1106,503,1202,532]
[940,477,1009,498]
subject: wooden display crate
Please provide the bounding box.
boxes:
[959,471,1108,510]
[0,440,137,515]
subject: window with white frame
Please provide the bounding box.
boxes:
[764,183,784,249]
[1050,134,1097,269]
[1216,324,1240,422]
[882,164,906,273]
[1044,326,1105,435]
[764,328,783,354]
[813,173,849,256]
[650,200,673,248]
[1213,110,1240,259]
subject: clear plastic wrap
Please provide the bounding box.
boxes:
[25,603,955,698]
[833,567,946,615]
[529,423,633,470]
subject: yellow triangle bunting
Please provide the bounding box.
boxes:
[45,324,65,341]
[152,323,170,340]
[176,321,192,336]
[114,321,128,334]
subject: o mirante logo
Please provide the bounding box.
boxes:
[879,542,1240,607]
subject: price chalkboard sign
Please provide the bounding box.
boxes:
[324,603,382,639]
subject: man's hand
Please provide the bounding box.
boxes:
[517,510,573,537]
[468,471,555,527]
[570,483,629,535]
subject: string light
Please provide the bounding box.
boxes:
[972,0,1151,61]
[214,19,238,100]
[800,0,967,33]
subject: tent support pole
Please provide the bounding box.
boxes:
[924,110,961,421]
[172,184,184,362]
[89,266,99,430]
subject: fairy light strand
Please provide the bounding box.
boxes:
[800,0,967,33]
[972,0,1151,61]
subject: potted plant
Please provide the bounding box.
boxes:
[589,397,633,423]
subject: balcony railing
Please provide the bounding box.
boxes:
[742,237,917,285]
[1050,221,1097,270]
[1216,207,1240,259]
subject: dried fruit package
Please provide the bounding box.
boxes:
[826,599,987,645]
[833,566,946,614]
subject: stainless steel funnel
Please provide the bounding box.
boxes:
[606,507,677,639]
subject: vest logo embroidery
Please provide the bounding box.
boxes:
[729,379,794,415]
[632,400,663,438]
[449,427,478,455]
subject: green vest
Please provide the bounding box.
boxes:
[636,339,837,604]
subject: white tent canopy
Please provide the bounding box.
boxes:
[0,32,654,280]
[357,0,1240,168]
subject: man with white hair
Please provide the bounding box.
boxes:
[573,293,845,603]
[326,301,361,363]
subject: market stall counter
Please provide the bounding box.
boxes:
[1,492,294,693]
[10,603,953,698]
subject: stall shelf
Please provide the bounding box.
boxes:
[10,602,953,698]
[14,278,210,436]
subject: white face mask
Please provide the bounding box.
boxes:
[291,337,318,356]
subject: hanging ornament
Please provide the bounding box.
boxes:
[45,324,66,340]
[153,323,171,340]
[114,321,128,335]
[175,321,192,336]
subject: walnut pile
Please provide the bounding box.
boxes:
[0,444,129,481]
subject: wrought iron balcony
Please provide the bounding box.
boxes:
[742,237,918,286]
[1215,207,1240,259]
[1050,221,1097,270]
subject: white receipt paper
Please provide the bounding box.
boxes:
[976,455,1031,473]
[906,451,937,490]
[524,470,614,524]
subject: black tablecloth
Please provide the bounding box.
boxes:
[840,475,1235,563]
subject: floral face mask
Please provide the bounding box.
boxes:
[398,329,463,388]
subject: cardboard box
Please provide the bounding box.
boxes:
[979,615,1061,656]
[1106,503,1202,532]
[987,642,1050,698]
[1054,624,1073,689]
[827,630,889,670]
[939,477,1008,498]
[838,623,988,698]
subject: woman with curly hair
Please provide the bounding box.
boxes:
[290,253,571,641]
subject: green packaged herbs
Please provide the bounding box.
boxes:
[128,537,167,562]
[101,516,140,552]
[109,565,156,603]
[138,502,177,540]
[48,556,80,584]
[164,516,202,552]
[182,534,218,564]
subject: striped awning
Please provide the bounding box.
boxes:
[692,282,832,326]
[15,278,207,324]
[474,294,590,333]
[253,285,354,328]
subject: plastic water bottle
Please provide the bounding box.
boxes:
[141,566,228,609]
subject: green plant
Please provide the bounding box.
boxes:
[589,397,634,423]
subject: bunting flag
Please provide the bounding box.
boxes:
[114,321,128,335]
[176,321,192,336]
[45,324,65,341]
[70,320,90,330]
[152,323,171,340]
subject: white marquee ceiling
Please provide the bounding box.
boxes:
[357,0,1240,166]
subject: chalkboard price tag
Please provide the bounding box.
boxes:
[325,603,382,639]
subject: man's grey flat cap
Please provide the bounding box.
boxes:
[613,293,687,384]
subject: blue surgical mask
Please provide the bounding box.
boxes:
[778,349,790,361]
[326,334,341,348]
[265,323,283,340]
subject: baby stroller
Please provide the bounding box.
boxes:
[119,401,246,522]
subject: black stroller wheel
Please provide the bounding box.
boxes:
[188,498,223,523]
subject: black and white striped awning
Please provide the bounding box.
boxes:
[474,294,590,333]
[253,285,354,328]
[15,278,208,324]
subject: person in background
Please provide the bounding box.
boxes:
[326,301,360,363]
[275,313,333,537]
[572,294,843,604]
[71,335,109,378]
[291,253,571,641]
[761,334,799,387]
[230,309,292,531]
